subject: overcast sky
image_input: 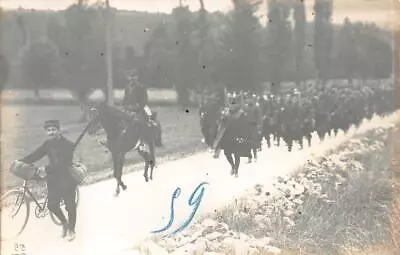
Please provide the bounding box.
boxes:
[2,0,394,27]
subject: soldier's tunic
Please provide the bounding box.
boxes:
[123,81,149,117]
[123,80,163,147]
[215,107,252,156]
[19,135,78,231]
[244,102,262,148]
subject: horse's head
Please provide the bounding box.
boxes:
[87,102,107,135]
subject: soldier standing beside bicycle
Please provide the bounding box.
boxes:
[18,120,78,241]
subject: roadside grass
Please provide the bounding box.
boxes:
[212,124,397,254]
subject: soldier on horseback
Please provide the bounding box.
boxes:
[123,70,163,147]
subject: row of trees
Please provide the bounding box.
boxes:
[2,0,393,106]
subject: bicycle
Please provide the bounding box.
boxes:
[1,166,80,241]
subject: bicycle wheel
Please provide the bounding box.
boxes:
[1,189,30,241]
[50,188,80,226]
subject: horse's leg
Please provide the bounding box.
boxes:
[111,153,120,196]
[138,149,150,182]
[112,152,126,196]
[148,143,156,180]
[233,152,240,177]
[119,154,127,191]
[224,150,235,175]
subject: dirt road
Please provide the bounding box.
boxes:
[1,112,398,255]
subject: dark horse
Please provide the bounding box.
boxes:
[87,102,161,196]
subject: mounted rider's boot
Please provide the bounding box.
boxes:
[149,113,164,148]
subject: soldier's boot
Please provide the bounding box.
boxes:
[61,223,68,238]
[155,129,163,148]
[307,134,312,147]
[318,131,324,142]
[213,148,221,159]
[253,148,258,162]
[287,139,293,152]
[267,137,271,148]
[147,115,157,127]
[66,229,76,242]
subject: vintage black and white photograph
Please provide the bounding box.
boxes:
[0,0,399,254]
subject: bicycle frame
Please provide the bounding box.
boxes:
[20,179,49,214]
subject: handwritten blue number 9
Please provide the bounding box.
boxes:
[151,181,209,235]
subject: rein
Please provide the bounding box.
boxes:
[72,119,95,152]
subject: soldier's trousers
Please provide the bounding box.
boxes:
[47,180,77,231]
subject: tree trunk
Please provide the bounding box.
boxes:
[176,83,191,107]
[34,89,40,100]
[71,88,91,123]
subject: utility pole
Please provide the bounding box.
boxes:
[390,0,397,86]
[105,0,114,105]
[199,0,206,105]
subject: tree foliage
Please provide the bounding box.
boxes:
[1,4,394,104]
[171,4,198,106]
[20,40,61,91]
[313,0,333,84]
[219,0,264,93]
[293,0,306,85]
[265,0,293,92]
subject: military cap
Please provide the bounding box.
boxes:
[128,69,138,80]
[43,119,60,130]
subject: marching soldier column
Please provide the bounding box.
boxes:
[202,79,396,154]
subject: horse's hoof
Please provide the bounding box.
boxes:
[144,176,149,182]
[235,173,238,178]
[122,184,127,190]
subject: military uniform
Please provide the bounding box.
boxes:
[19,120,78,239]
[123,71,163,147]
[123,79,150,117]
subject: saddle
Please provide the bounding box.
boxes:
[122,109,139,120]
[121,109,160,135]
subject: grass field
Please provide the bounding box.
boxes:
[0,92,205,191]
